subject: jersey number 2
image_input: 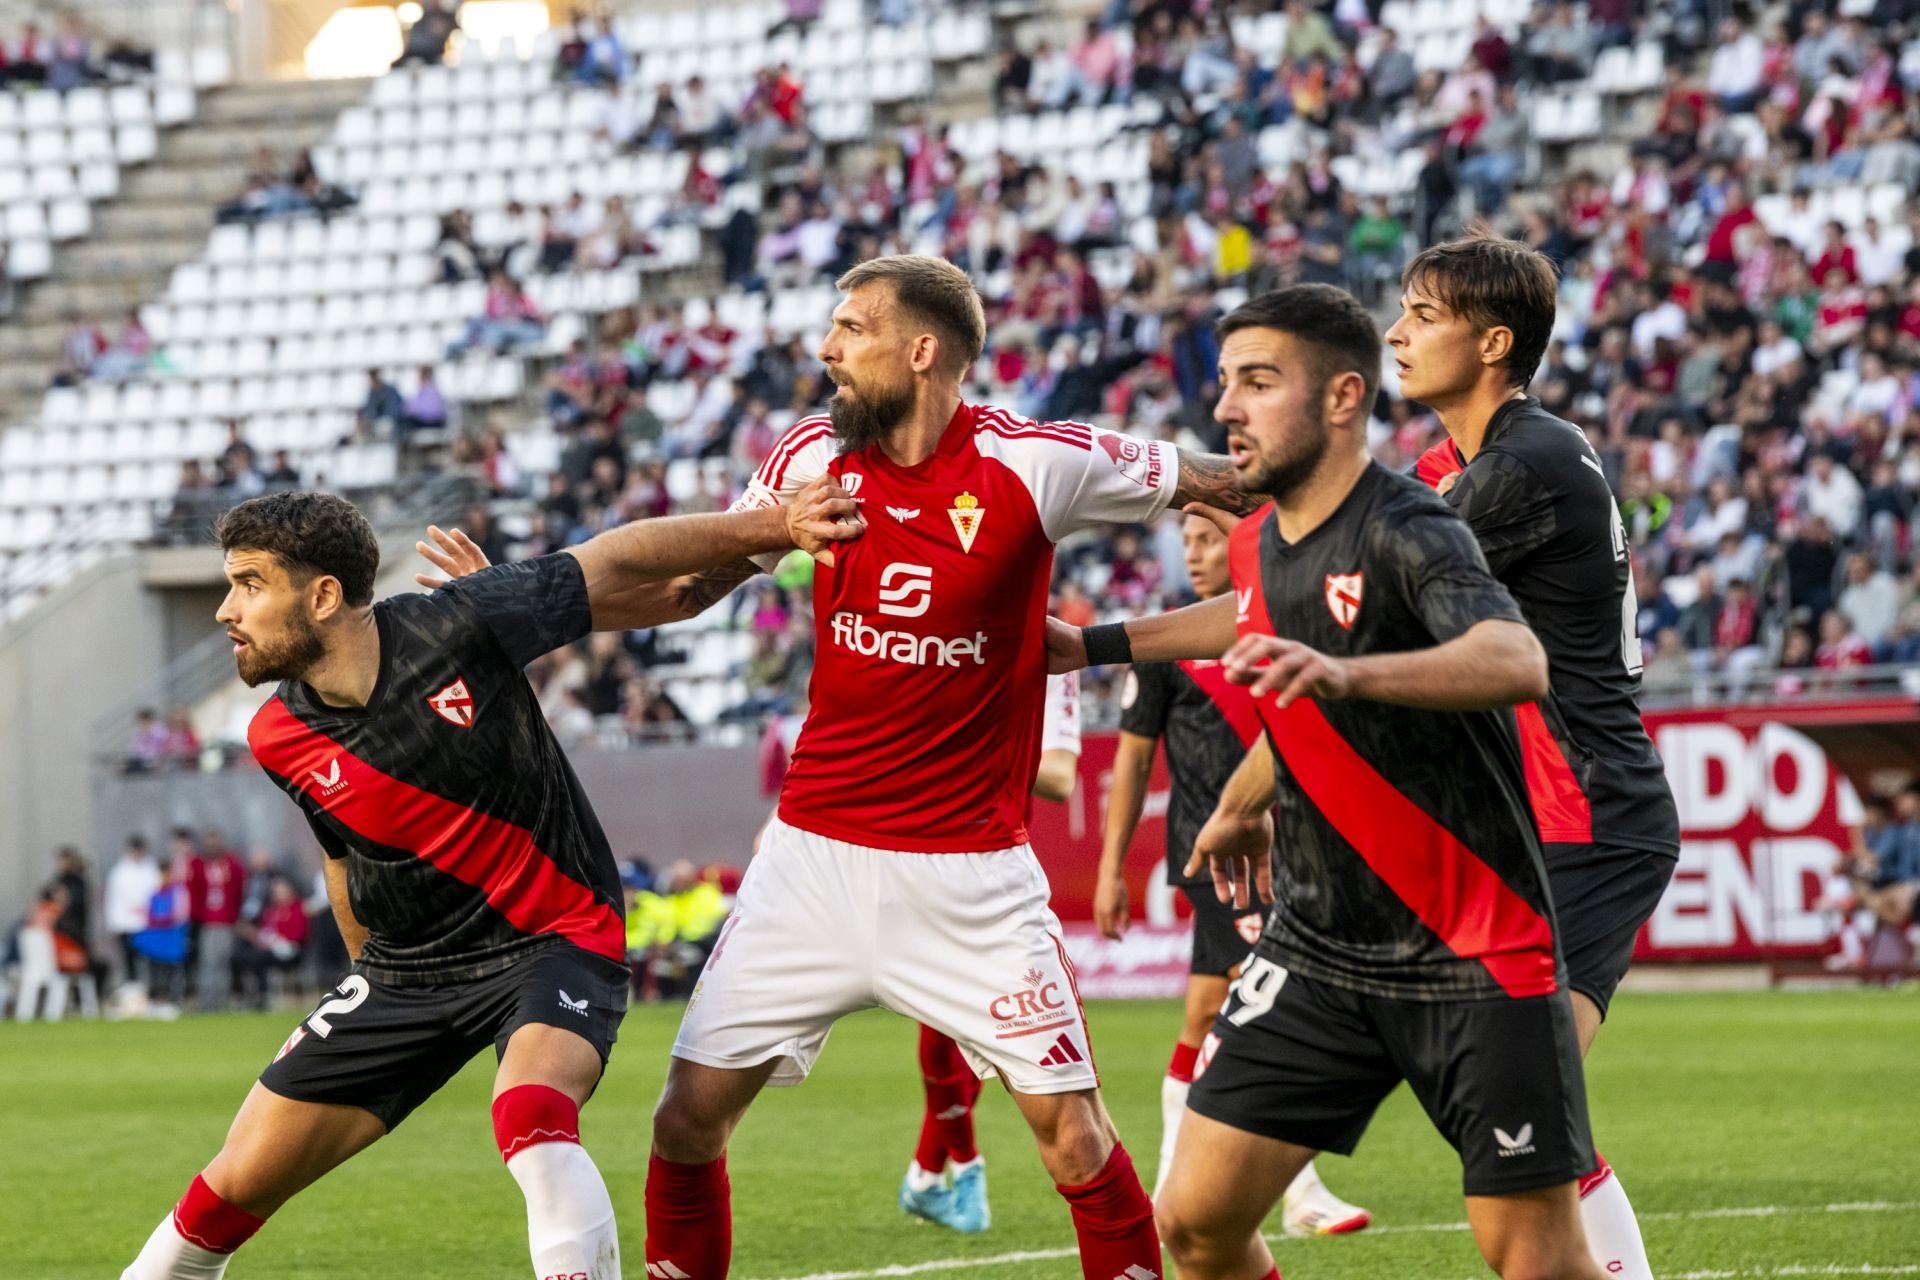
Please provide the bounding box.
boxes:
[307,974,370,1038]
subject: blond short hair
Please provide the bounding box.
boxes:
[836,254,987,377]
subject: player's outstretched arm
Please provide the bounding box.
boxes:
[1172,448,1266,517]
[1093,731,1158,939]
[1047,595,1241,675]
[1222,618,1548,711]
[1186,738,1277,909]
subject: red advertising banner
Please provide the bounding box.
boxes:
[1031,709,1862,989]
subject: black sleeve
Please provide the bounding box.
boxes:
[1118,661,1174,739]
[1443,448,1561,578]
[1378,501,1527,644]
[435,553,594,669]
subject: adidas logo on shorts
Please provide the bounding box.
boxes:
[1038,1034,1084,1068]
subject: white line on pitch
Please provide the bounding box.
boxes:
[751,1199,1920,1280]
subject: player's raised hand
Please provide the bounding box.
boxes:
[1187,805,1273,909]
[1222,633,1351,707]
[413,525,491,589]
[787,474,865,565]
[1045,616,1089,673]
[1182,501,1245,539]
[1092,866,1130,941]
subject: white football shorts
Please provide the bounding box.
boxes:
[672,817,1100,1094]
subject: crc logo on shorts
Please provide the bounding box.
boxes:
[1494,1123,1537,1158]
[1096,432,1163,489]
[876,562,933,618]
[988,967,1074,1040]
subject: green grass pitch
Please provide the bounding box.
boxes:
[5,989,1916,1278]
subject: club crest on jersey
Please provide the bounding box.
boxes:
[840,472,864,497]
[429,678,475,727]
[948,491,984,553]
[1324,573,1363,630]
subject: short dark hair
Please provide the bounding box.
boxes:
[214,491,380,607]
[1401,234,1559,388]
[1217,284,1382,404]
[836,254,988,377]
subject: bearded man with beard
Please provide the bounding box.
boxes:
[120,482,855,1280]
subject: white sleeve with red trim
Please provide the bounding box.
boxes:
[1041,671,1082,757]
[729,415,838,571]
[969,410,1179,541]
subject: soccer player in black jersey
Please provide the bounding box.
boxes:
[1051,285,1606,1280]
[1390,235,1679,1280]
[1094,511,1370,1238]
[121,484,857,1280]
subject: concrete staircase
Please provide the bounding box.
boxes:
[0,77,370,408]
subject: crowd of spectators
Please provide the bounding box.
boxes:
[215,146,357,226]
[3,831,340,1019]
[0,10,154,92]
[1826,788,1920,969]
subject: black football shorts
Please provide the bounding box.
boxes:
[259,943,628,1130]
[1544,842,1678,1019]
[1185,954,1596,1196]
[1182,883,1265,977]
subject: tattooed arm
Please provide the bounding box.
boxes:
[1172,448,1264,517]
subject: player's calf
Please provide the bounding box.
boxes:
[1467,1184,1608,1280]
[122,1176,265,1280]
[1012,1088,1162,1280]
[494,1085,619,1280]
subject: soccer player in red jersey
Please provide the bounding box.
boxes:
[120,484,855,1280]
[900,671,1082,1234]
[1389,235,1679,1280]
[426,254,1258,1279]
[1051,284,1606,1280]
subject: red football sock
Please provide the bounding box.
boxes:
[917,1025,981,1167]
[1056,1143,1162,1279]
[645,1153,730,1280]
[1166,1041,1200,1084]
[1259,1269,1282,1279]
[174,1173,265,1254]
[1578,1149,1615,1199]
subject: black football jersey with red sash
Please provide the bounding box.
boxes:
[248,555,626,987]
[1414,401,1677,858]
[1228,464,1565,1002]
[1120,658,1265,888]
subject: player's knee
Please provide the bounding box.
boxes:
[1155,1199,1232,1271]
[649,1094,729,1164]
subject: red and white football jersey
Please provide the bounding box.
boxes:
[736,402,1176,851]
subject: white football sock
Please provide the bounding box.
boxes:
[122,1216,231,1280]
[506,1140,621,1280]
[1155,1074,1189,1198]
[1581,1167,1654,1280]
[906,1161,946,1192]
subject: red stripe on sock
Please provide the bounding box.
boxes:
[1578,1150,1614,1199]
[491,1084,581,1163]
[172,1175,264,1255]
[1166,1041,1200,1084]
[1056,1143,1161,1279]
[646,1153,731,1280]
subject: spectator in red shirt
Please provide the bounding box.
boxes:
[1810,220,1859,288]
[1704,183,1758,264]
[1815,608,1873,680]
[188,829,246,1012]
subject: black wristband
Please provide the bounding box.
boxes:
[1082,622,1133,666]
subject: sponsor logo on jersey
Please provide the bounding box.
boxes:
[875,562,933,618]
[1494,1123,1537,1157]
[830,613,988,668]
[558,989,589,1015]
[1096,432,1163,489]
[948,491,984,552]
[840,472,864,496]
[1235,586,1253,624]
[885,505,920,523]
[1325,571,1363,629]
[309,758,347,796]
[428,677,475,727]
